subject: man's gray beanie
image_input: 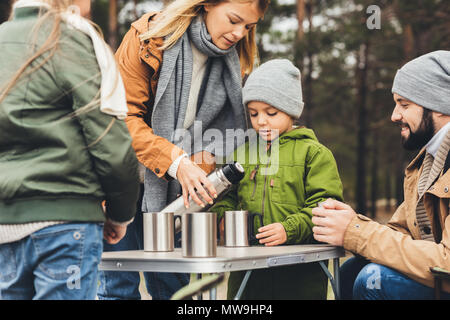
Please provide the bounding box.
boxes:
[243,59,304,119]
[392,50,450,115]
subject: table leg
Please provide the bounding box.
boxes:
[333,257,341,300]
[319,260,340,300]
[197,273,202,300]
[234,270,252,300]
[210,287,217,300]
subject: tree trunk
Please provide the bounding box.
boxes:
[0,0,13,24]
[355,41,370,215]
[303,0,313,128]
[370,129,378,219]
[384,162,392,213]
[296,0,305,41]
[108,0,118,50]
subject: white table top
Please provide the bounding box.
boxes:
[100,244,345,273]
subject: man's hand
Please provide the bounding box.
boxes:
[311,198,357,246]
[256,223,287,246]
[103,220,127,244]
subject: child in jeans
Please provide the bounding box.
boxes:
[212,59,344,300]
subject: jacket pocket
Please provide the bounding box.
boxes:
[270,165,302,206]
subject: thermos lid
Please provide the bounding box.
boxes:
[222,162,245,184]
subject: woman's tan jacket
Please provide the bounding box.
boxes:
[115,13,215,179]
[344,148,450,293]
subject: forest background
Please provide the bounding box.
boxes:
[1,0,449,221]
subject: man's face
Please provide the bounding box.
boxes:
[391,93,435,150]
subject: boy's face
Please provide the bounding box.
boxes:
[248,101,294,141]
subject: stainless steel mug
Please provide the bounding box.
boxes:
[180,212,217,258]
[224,211,263,247]
[143,212,177,252]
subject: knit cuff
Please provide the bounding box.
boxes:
[167,153,188,179]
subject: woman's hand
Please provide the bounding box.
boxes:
[255,223,287,246]
[176,157,218,208]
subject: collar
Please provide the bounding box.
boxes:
[425,122,450,157]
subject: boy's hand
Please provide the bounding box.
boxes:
[256,223,287,246]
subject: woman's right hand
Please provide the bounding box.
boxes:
[176,157,217,208]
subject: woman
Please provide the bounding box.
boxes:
[0,0,140,299]
[98,0,269,300]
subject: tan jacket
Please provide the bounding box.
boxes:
[115,13,215,178]
[344,148,450,292]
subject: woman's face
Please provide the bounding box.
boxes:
[203,1,262,50]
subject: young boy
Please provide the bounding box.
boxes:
[212,59,344,300]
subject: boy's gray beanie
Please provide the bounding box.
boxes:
[392,50,450,115]
[243,59,304,119]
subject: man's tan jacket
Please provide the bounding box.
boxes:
[344,147,450,293]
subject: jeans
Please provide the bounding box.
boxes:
[340,256,450,300]
[0,223,103,300]
[98,186,189,300]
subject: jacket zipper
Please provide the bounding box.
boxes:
[250,164,259,200]
[261,144,272,218]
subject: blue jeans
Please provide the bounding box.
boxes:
[0,223,103,300]
[340,256,450,300]
[98,187,189,300]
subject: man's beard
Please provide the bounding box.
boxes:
[402,109,435,151]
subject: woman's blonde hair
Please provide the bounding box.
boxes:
[140,0,270,74]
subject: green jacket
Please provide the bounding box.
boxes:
[213,127,343,243]
[212,127,343,299]
[0,7,140,224]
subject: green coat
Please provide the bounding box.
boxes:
[212,127,343,299]
[0,7,140,224]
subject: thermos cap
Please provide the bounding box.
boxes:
[222,162,245,184]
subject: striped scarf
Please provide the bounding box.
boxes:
[416,129,450,241]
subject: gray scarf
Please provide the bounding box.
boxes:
[142,16,247,213]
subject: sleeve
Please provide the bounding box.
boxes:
[386,201,414,236]
[54,29,140,223]
[281,146,344,244]
[343,212,450,289]
[115,27,185,178]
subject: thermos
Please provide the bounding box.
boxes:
[160,162,245,216]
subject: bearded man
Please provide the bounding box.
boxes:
[312,50,450,300]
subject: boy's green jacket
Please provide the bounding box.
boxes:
[212,127,344,299]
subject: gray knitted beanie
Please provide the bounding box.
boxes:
[392,50,450,115]
[243,59,304,119]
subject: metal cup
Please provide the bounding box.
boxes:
[143,212,177,252]
[224,211,263,247]
[180,212,217,258]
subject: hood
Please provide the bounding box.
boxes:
[278,127,318,144]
